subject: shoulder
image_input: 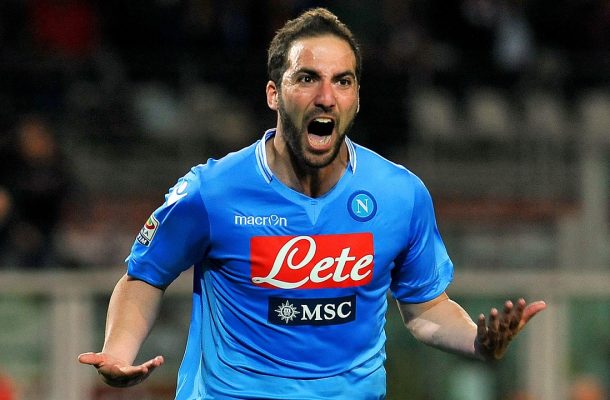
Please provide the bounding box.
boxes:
[191,141,259,182]
[195,142,258,175]
[181,141,265,202]
[353,142,428,193]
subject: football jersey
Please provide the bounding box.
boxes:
[126,129,454,400]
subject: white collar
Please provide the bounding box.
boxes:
[255,128,357,183]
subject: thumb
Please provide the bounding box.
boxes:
[78,352,103,366]
[519,301,547,331]
[523,301,547,322]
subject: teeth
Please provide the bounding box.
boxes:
[314,118,333,123]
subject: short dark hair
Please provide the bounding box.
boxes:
[267,8,362,87]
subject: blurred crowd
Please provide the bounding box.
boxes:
[1,0,608,139]
[0,0,609,268]
[0,115,73,268]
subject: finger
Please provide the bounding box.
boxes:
[520,300,547,327]
[120,356,164,376]
[499,300,513,333]
[487,308,499,345]
[476,313,488,344]
[489,308,499,332]
[78,352,104,367]
[508,299,524,331]
[141,356,164,371]
[475,313,493,359]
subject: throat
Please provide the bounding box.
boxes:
[289,156,348,198]
[293,171,326,198]
[267,133,348,198]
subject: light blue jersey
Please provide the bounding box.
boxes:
[127,129,453,399]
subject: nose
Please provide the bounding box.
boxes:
[314,80,336,111]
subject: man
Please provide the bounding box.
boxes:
[79,8,546,399]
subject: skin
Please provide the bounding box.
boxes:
[79,33,547,387]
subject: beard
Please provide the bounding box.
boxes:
[277,96,356,170]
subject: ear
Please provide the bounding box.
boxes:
[266,80,279,111]
[356,85,361,113]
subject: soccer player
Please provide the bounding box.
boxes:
[79,8,546,399]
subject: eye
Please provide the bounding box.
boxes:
[337,77,353,87]
[298,75,314,84]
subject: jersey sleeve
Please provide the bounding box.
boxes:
[390,176,453,303]
[126,168,210,287]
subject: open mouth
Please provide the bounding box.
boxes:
[307,118,335,147]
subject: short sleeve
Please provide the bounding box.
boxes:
[390,177,453,303]
[126,168,210,287]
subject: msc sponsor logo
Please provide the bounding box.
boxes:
[251,233,374,289]
[234,214,288,227]
[268,295,356,326]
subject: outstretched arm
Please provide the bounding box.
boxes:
[397,292,546,361]
[78,274,165,387]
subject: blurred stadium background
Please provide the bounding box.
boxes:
[0,1,608,399]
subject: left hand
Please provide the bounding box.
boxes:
[475,298,546,361]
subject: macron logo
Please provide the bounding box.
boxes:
[234,214,288,227]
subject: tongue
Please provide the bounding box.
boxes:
[307,132,332,148]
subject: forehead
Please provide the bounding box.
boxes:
[285,35,356,75]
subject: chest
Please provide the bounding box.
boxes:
[203,186,408,292]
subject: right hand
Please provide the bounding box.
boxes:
[78,352,164,388]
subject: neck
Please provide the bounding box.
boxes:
[265,134,348,198]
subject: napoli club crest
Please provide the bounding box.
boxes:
[348,191,377,222]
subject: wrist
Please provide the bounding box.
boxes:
[473,337,497,362]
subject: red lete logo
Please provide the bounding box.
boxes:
[251,233,374,289]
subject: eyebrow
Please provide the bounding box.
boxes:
[295,68,357,81]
